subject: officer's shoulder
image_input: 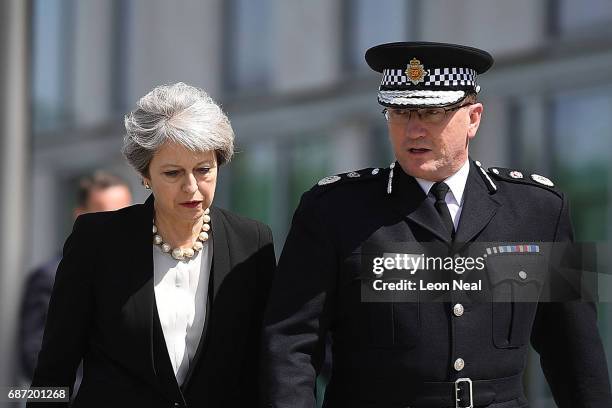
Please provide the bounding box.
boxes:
[484,165,562,198]
[307,167,386,198]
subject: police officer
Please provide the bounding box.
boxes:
[260,42,612,407]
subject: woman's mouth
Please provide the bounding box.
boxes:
[180,201,202,208]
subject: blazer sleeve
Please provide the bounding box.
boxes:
[531,194,612,407]
[28,216,95,407]
[260,193,337,408]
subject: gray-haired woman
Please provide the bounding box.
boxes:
[29,83,276,408]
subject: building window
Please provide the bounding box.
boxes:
[224,0,272,92]
[551,86,611,240]
[550,85,612,382]
[344,0,413,71]
[553,0,612,36]
[31,0,74,132]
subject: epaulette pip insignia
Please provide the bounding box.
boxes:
[488,166,559,195]
[315,168,384,190]
[530,174,554,187]
[317,175,341,186]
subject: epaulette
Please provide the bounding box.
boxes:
[486,165,561,197]
[311,167,385,195]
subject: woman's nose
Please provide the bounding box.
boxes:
[182,173,198,193]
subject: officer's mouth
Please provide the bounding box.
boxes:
[408,148,431,155]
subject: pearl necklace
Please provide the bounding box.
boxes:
[152,208,211,261]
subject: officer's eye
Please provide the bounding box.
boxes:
[392,109,411,117]
[421,109,444,117]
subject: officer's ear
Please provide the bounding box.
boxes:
[467,103,483,139]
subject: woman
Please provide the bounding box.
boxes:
[29,83,276,408]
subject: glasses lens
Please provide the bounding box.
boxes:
[419,108,446,124]
[386,109,410,124]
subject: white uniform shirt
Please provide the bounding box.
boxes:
[415,159,470,230]
[153,236,212,386]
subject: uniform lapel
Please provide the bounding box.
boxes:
[390,164,453,245]
[452,161,501,252]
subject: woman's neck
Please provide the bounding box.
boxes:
[154,207,203,249]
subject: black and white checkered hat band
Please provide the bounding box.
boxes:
[380,67,477,88]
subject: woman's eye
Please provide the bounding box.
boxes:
[197,167,211,174]
[164,170,180,177]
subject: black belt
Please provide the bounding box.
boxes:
[325,373,524,408]
[414,374,523,407]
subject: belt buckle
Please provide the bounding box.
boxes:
[454,377,473,408]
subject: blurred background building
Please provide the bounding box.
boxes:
[1,0,612,406]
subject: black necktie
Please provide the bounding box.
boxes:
[431,182,455,241]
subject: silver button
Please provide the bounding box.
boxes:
[453,304,464,317]
[454,358,465,371]
[518,270,527,280]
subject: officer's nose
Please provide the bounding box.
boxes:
[404,116,428,139]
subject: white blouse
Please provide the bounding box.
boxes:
[153,236,212,386]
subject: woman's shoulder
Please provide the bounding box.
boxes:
[73,202,148,235]
[213,207,272,240]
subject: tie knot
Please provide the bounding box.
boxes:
[431,182,450,201]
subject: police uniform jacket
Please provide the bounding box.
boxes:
[261,159,612,408]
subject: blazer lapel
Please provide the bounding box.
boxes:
[123,194,184,403]
[452,161,501,253]
[210,207,231,302]
[180,206,230,388]
[390,164,453,245]
[120,194,156,385]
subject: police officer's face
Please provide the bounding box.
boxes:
[388,102,483,181]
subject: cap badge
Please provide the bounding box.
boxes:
[509,171,524,179]
[405,58,428,85]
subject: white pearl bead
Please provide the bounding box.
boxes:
[152,225,157,234]
[202,215,211,223]
[153,235,162,245]
[193,241,203,251]
[172,248,184,260]
[202,223,210,232]
[184,248,195,258]
[161,243,171,253]
[204,208,210,215]
[199,231,209,241]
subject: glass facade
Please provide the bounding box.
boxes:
[21,0,612,401]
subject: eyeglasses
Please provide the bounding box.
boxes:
[382,103,473,125]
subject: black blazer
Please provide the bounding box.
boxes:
[30,195,275,408]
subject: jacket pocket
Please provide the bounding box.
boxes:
[342,252,420,349]
[486,253,547,348]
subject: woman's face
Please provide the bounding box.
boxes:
[144,142,217,223]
